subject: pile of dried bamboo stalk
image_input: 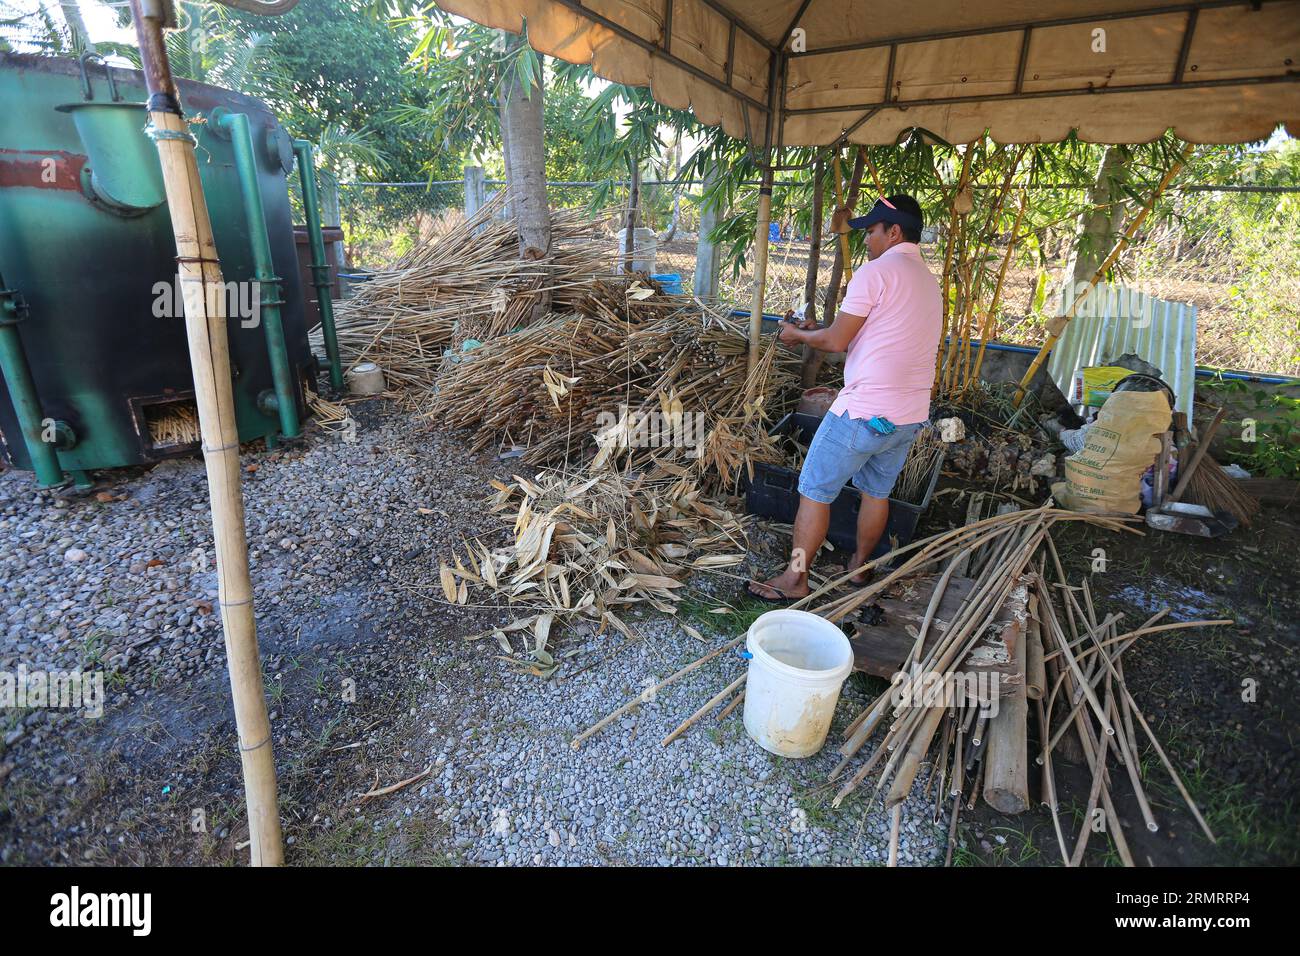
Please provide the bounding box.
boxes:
[306,389,355,436]
[428,281,799,490]
[435,469,748,677]
[317,196,608,393]
[893,427,944,505]
[802,503,1227,866]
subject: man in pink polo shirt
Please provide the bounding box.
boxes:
[748,194,941,602]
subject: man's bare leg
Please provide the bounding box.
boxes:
[748,495,829,600]
[848,493,889,585]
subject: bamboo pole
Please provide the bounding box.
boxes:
[887,803,903,867]
[570,635,745,749]
[747,166,774,374]
[662,673,746,745]
[968,189,1029,390]
[129,0,282,866]
[934,145,975,395]
[1013,142,1195,406]
[717,689,745,721]
[860,146,884,196]
[831,149,854,287]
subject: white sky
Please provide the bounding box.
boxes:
[5,1,137,54]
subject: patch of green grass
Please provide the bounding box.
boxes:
[2,705,31,734]
[992,826,1045,865]
[795,791,834,830]
[314,714,344,751]
[80,631,109,669]
[289,786,458,866]
[264,673,285,706]
[677,592,770,637]
[949,839,981,867]
[294,816,392,866]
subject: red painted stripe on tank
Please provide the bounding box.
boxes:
[0,149,87,191]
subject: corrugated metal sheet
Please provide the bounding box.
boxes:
[1047,282,1197,414]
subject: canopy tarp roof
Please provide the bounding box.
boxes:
[438,0,1300,146]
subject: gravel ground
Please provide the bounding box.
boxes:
[0,399,942,866]
[386,611,944,867]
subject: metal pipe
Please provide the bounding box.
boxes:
[0,273,66,487]
[217,110,300,437]
[292,140,342,389]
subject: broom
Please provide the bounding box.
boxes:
[1180,449,1260,526]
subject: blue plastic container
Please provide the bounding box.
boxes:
[650,273,683,295]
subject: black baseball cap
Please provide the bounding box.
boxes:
[848,196,923,233]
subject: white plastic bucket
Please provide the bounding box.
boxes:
[742,609,854,758]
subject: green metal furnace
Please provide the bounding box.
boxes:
[0,52,340,488]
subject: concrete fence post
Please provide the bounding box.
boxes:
[464,165,486,224]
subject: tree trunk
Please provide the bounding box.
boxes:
[499,32,550,262]
[497,87,513,221]
[822,148,866,318]
[800,159,826,388]
[693,161,722,298]
[1067,146,1129,290]
[657,139,683,242]
[658,193,681,243]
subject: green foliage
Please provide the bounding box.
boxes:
[387,10,532,174]
[89,0,424,181]
[1201,375,1300,479]
[0,0,72,53]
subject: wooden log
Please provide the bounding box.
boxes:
[982,616,1030,814]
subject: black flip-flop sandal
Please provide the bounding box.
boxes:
[845,565,876,587]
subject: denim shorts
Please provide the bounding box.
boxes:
[797,412,926,503]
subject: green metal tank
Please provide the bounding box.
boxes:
[0,52,317,486]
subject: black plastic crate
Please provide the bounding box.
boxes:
[744,412,944,558]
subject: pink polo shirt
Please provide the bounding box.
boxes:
[828,242,942,426]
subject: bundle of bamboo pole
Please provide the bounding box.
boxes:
[787,506,1229,866]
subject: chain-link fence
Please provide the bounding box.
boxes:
[335,181,466,268]
[332,177,843,313]
[328,176,1295,375]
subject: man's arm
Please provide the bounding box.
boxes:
[778,308,868,353]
